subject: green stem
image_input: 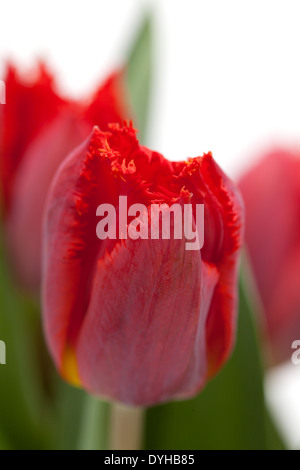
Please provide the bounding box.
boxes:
[109,403,144,450]
[77,394,108,450]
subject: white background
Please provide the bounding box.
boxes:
[1,0,300,448]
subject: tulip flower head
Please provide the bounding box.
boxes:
[43,122,244,406]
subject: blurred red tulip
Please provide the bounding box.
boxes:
[239,149,300,364]
[0,63,129,291]
[42,122,244,406]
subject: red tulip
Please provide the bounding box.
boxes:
[239,149,300,364]
[0,63,129,291]
[42,122,244,406]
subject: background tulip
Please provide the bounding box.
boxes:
[239,149,300,364]
[0,63,129,291]
[43,122,244,406]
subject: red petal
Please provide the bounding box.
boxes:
[0,63,65,211]
[42,127,121,373]
[268,245,300,363]
[77,236,219,406]
[6,110,89,291]
[198,155,244,375]
[85,71,130,131]
[173,153,244,374]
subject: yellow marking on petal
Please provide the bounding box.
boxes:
[61,346,81,387]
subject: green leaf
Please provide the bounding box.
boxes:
[77,393,108,450]
[126,14,153,143]
[49,369,108,450]
[0,231,50,448]
[51,382,85,450]
[145,263,286,450]
[0,426,13,450]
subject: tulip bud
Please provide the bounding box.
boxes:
[239,149,300,364]
[43,123,244,406]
